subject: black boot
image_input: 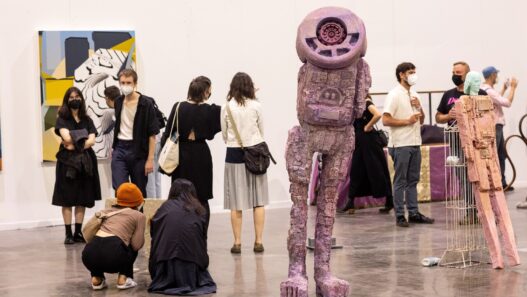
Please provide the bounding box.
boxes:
[64,224,74,244]
[73,223,86,243]
[379,196,394,214]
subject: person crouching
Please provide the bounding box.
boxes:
[81,182,146,290]
[148,178,217,295]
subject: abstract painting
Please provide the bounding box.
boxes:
[39,30,136,161]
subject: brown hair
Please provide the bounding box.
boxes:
[118,68,138,84]
[453,61,470,72]
[227,72,256,105]
[395,62,416,82]
[187,76,211,103]
[104,86,121,101]
[58,87,88,120]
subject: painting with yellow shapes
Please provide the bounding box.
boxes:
[39,31,136,161]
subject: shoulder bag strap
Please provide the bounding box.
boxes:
[168,102,181,139]
[225,103,244,149]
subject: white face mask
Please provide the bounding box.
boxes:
[407,73,418,86]
[121,85,134,96]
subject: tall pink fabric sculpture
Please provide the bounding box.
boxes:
[280,7,371,297]
[454,71,520,269]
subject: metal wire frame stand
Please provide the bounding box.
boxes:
[439,124,489,268]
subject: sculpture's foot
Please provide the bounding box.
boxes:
[315,276,349,297]
[492,261,504,270]
[280,275,308,297]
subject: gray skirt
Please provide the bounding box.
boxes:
[224,148,269,210]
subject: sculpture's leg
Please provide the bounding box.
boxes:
[490,190,520,266]
[475,189,504,269]
[281,127,310,297]
[314,150,351,297]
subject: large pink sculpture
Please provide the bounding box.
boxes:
[454,72,520,269]
[280,7,371,297]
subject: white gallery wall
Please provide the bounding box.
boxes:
[0,0,526,230]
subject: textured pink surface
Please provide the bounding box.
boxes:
[455,95,520,269]
[281,7,371,296]
[296,7,367,70]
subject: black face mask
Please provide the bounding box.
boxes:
[68,99,82,110]
[207,92,212,99]
[452,75,464,86]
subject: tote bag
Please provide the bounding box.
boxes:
[159,103,181,174]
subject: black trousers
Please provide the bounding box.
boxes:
[112,140,148,197]
[82,236,138,279]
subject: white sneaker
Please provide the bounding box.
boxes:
[91,279,107,290]
[116,277,137,290]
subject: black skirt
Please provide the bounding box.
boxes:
[148,258,217,295]
[170,141,213,202]
[349,129,392,199]
[52,148,102,208]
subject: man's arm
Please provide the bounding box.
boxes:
[497,78,518,106]
[382,113,418,127]
[145,135,155,176]
[435,111,451,124]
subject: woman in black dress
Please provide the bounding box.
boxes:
[340,94,393,214]
[160,76,221,230]
[53,87,102,244]
[148,179,216,295]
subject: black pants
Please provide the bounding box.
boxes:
[112,140,148,197]
[82,236,138,279]
[496,124,507,188]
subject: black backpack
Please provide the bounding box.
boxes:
[151,99,167,129]
[126,93,167,129]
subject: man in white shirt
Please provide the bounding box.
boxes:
[481,66,519,191]
[383,62,434,227]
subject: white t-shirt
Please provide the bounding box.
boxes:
[118,101,137,140]
[383,84,422,147]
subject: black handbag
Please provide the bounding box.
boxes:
[373,125,389,147]
[225,104,276,175]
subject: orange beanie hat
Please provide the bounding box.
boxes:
[116,183,144,207]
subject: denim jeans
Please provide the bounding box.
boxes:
[389,146,421,217]
[111,140,148,197]
[146,139,162,198]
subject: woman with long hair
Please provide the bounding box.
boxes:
[160,76,221,231]
[148,179,217,295]
[221,72,269,254]
[52,86,101,244]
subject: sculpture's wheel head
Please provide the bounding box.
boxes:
[296,7,367,69]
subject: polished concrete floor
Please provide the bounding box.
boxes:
[2,191,527,297]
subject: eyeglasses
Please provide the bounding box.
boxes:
[69,97,82,100]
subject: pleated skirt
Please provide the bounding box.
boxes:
[224,147,269,210]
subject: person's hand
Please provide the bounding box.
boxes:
[510,77,519,88]
[407,114,419,125]
[64,144,75,151]
[410,96,422,110]
[145,159,154,176]
[364,126,373,132]
[448,108,457,120]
